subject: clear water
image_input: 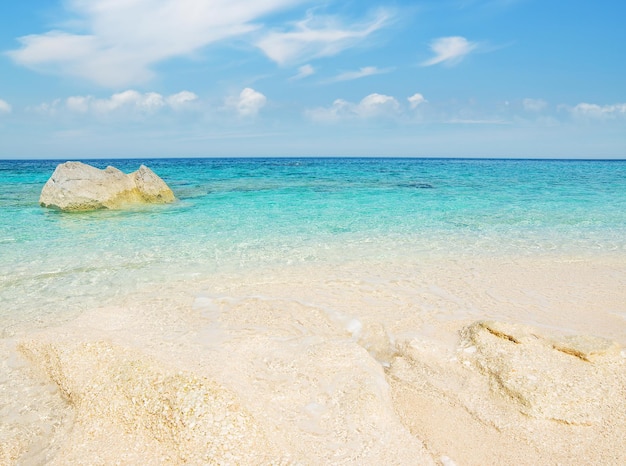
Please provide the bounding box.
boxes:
[1,158,625,334]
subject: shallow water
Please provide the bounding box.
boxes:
[2,158,625,333]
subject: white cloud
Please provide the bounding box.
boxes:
[256,9,391,65]
[523,98,547,112]
[326,66,392,83]
[7,0,303,87]
[90,90,165,114]
[30,99,62,116]
[60,90,198,115]
[290,64,315,80]
[0,99,12,114]
[358,93,400,117]
[235,88,267,116]
[408,93,427,109]
[307,93,400,121]
[568,102,626,119]
[167,91,200,110]
[66,95,91,113]
[421,36,477,66]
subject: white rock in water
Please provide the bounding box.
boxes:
[39,161,176,211]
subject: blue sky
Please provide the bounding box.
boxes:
[0,0,624,158]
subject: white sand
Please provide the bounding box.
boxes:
[2,254,625,465]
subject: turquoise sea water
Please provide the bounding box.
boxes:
[1,158,626,333]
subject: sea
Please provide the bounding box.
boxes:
[1,157,625,336]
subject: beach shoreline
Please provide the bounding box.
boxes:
[2,253,625,464]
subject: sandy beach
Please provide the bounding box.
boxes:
[2,253,625,465]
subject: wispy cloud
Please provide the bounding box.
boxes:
[7,1,395,87]
[290,64,315,80]
[445,118,510,125]
[457,0,525,9]
[6,0,303,87]
[0,99,12,114]
[29,99,62,116]
[325,66,392,83]
[256,9,392,65]
[567,102,626,119]
[421,36,477,66]
[523,98,547,112]
[306,93,400,122]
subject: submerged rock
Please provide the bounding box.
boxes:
[39,161,176,211]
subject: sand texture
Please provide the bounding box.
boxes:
[2,255,625,465]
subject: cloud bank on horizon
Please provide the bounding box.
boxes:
[0,0,625,158]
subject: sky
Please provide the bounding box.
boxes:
[0,0,624,159]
